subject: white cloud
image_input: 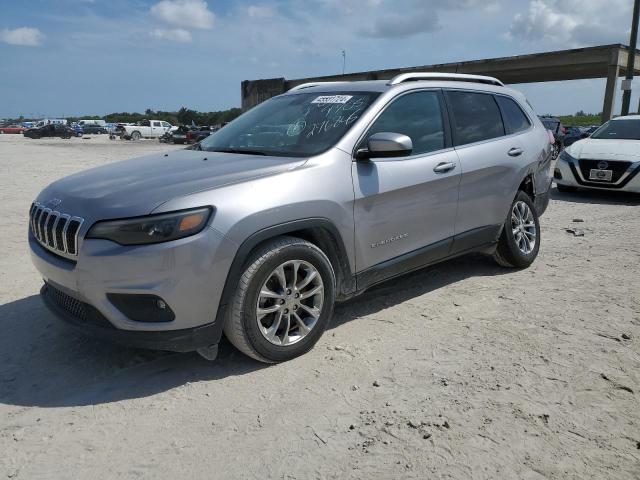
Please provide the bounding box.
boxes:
[247,5,274,18]
[151,28,192,42]
[0,27,44,46]
[150,0,215,30]
[508,0,632,46]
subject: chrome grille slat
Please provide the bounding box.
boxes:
[46,211,58,248]
[39,209,51,243]
[32,207,43,240]
[29,202,84,259]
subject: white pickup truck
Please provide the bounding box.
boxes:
[120,120,172,140]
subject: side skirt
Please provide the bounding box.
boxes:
[355,225,501,293]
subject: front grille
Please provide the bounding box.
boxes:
[578,159,631,183]
[44,282,87,321]
[29,202,84,258]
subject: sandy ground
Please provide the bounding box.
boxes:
[0,133,639,479]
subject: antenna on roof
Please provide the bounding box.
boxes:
[341,50,346,75]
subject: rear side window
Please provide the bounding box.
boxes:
[446,91,505,146]
[496,96,531,134]
[365,91,445,156]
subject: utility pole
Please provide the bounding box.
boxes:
[621,0,640,115]
[341,49,346,75]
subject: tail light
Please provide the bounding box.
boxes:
[547,130,555,144]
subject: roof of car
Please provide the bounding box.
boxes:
[612,114,640,121]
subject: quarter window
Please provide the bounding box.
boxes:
[365,91,445,156]
[447,91,505,146]
[496,96,531,134]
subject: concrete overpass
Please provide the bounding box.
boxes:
[241,44,640,122]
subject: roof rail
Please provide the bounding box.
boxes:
[387,72,504,87]
[288,81,349,92]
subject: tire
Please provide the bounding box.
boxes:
[493,190,540,269]
[556,184,577,193]
[223,236,336,363]
[131,131,141,141]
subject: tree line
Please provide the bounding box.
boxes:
[4,106,243,126]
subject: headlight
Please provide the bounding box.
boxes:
[558,150,576,162]
[86,207,212,245]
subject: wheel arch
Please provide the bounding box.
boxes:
[216,218,355,327]
[518,174,535,199]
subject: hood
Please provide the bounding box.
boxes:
[567,138,640,160]
[37,150,307,220]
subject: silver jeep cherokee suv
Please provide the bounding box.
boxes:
[29,73,552,362]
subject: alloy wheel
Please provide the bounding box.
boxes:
[511,201,537,254]
[256,260,324,346]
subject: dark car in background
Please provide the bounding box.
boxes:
[23,123,75,139]
[563,125,589,147]
[186,125,217,144]
[163,125,191,144]
[82,124,108,135]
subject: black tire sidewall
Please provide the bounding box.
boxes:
[502,191,540,267]
[241,244,335,362]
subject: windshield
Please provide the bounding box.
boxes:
[199,91,380,157]
[591,119,640,140]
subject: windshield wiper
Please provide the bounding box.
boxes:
[208,148,267,156]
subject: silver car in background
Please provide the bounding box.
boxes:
[29,73,552,363]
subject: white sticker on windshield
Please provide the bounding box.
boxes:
[311,95,353,104]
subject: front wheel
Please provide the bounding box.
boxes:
[223,236,336,363]
[493,191,540,268]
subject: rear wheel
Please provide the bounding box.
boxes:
[493,191,540,268]
[223,236,336,363]
[131,131,141,141]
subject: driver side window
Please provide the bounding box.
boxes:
[365,91,445,156]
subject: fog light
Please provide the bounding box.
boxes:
[107,293,175,322]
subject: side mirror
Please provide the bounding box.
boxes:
[356,132,413,160]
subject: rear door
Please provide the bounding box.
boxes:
[495,95,550,205]
[445,90,524,250]
[352,90,461,273]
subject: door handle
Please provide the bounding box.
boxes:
[433,162,456,173]
[508,147,523,157]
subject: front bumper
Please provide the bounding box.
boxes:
[41,282,221,351]
[554,155,640,193]
[30,226,237,352]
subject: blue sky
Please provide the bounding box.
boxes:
[0,0,638,118]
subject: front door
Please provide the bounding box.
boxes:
[352,90,461,275]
